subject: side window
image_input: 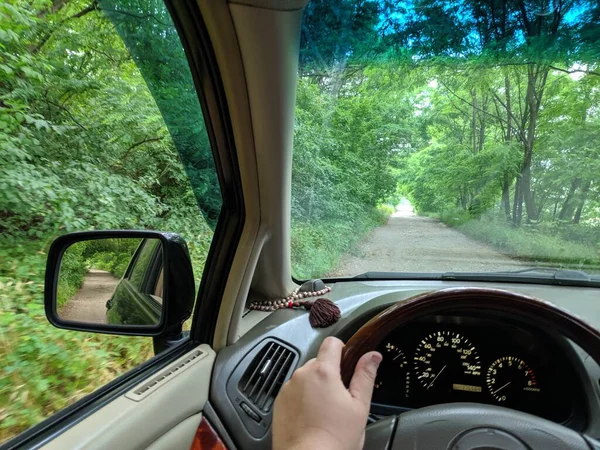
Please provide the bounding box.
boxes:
[0,0,220,444]
[128,239,162,294]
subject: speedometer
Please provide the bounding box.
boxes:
[414,331,482,393]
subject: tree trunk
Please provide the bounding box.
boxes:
[512,176,523,226]
[502,75,513,223]
[558,178,581,220]
[520,65,548,223]
[471,89,477,153]
[573,180,592,224]
[522,161,536,221]
[478,117,486,153]
[501,172,511,222]
[505,75,512,142]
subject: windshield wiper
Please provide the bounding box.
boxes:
[351,267,600,287]
[489,267,591,281]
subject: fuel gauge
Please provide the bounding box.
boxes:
[384,342,407,368]
[373,342,411,404]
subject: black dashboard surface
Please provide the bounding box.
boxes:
[371,314,585,425]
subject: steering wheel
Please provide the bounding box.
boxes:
[340,287,600,450]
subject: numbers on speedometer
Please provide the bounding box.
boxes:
[413,331,481,392]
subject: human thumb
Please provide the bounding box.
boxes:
[348,351,382,406]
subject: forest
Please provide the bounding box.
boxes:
[292,0,600,275]
[1,0,600,443]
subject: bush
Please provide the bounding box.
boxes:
[56,242,88,308]
[438,208,472,227]
[89,251,132,278]
[0,242,154,442]
[292,207,386,279]
[376,204,395,223]
[456,215,600,270]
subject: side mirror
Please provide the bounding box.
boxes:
[45,231,195,337]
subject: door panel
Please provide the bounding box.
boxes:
[145,414,203,450]
[41,345,215,450]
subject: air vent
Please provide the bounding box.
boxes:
[126,348,205,402]
[239,341,295,412]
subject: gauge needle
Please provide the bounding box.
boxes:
[492,381,511,395]
[427,365,446,389]
[393,353,403,361]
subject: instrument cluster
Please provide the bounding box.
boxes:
[371,315,583,424]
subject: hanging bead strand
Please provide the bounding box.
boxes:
[249,286,332,312]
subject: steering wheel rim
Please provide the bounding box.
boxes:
[340,287,600,449]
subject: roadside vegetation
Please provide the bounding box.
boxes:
[56,238,141,309]
[427,211,600,272]
[293,1,600,277]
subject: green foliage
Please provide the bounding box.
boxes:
[295,0,600,279]
[426,209,600,271]
[456,215,600,270]
[291,73,407,278]
[89,252,130,278]
[84,238,141,278]
[0,272,153,441]
[376,204,395,219]
[437,208,473,227]
[2,0,600,444]
[0,1,218,443]
[292,208,384,278]
[56,242,88,308]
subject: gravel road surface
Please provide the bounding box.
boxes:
[331,206,526,276]
[60,269,120,324]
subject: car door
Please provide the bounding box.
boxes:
[106,239,164,326]
[1,1,243,448]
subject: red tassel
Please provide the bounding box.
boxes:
[305,298,341,328]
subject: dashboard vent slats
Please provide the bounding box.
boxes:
[239,341,295,413]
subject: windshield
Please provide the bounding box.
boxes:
[291,0,600,281]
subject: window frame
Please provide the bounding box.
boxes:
[164,0,245,346]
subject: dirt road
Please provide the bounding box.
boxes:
[60,270,120,324]
[332,206,526,276]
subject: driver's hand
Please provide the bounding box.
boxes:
[273,336,382,450]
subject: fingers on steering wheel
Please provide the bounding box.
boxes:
[349,351,382,406]
[316,336,344,371]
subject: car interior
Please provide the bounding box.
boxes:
[5,0,600,450]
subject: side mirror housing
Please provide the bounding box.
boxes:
[44,230,195,338]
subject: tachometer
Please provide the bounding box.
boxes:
[486,356,540,403]
[414,331,481,392]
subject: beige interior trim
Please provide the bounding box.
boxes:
[198,0,304,348]
[41,345,215,450]
[197,0,264,351]
[225,4,303,340]
[144,413,202,450]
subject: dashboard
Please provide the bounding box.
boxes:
[371,314,586,426]
[213,281,600,450]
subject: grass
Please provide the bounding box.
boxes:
[429,209,600,272]
[0,238,155,444]
[291,206,390,279]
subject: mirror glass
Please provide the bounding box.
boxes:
[57,237,164,326]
